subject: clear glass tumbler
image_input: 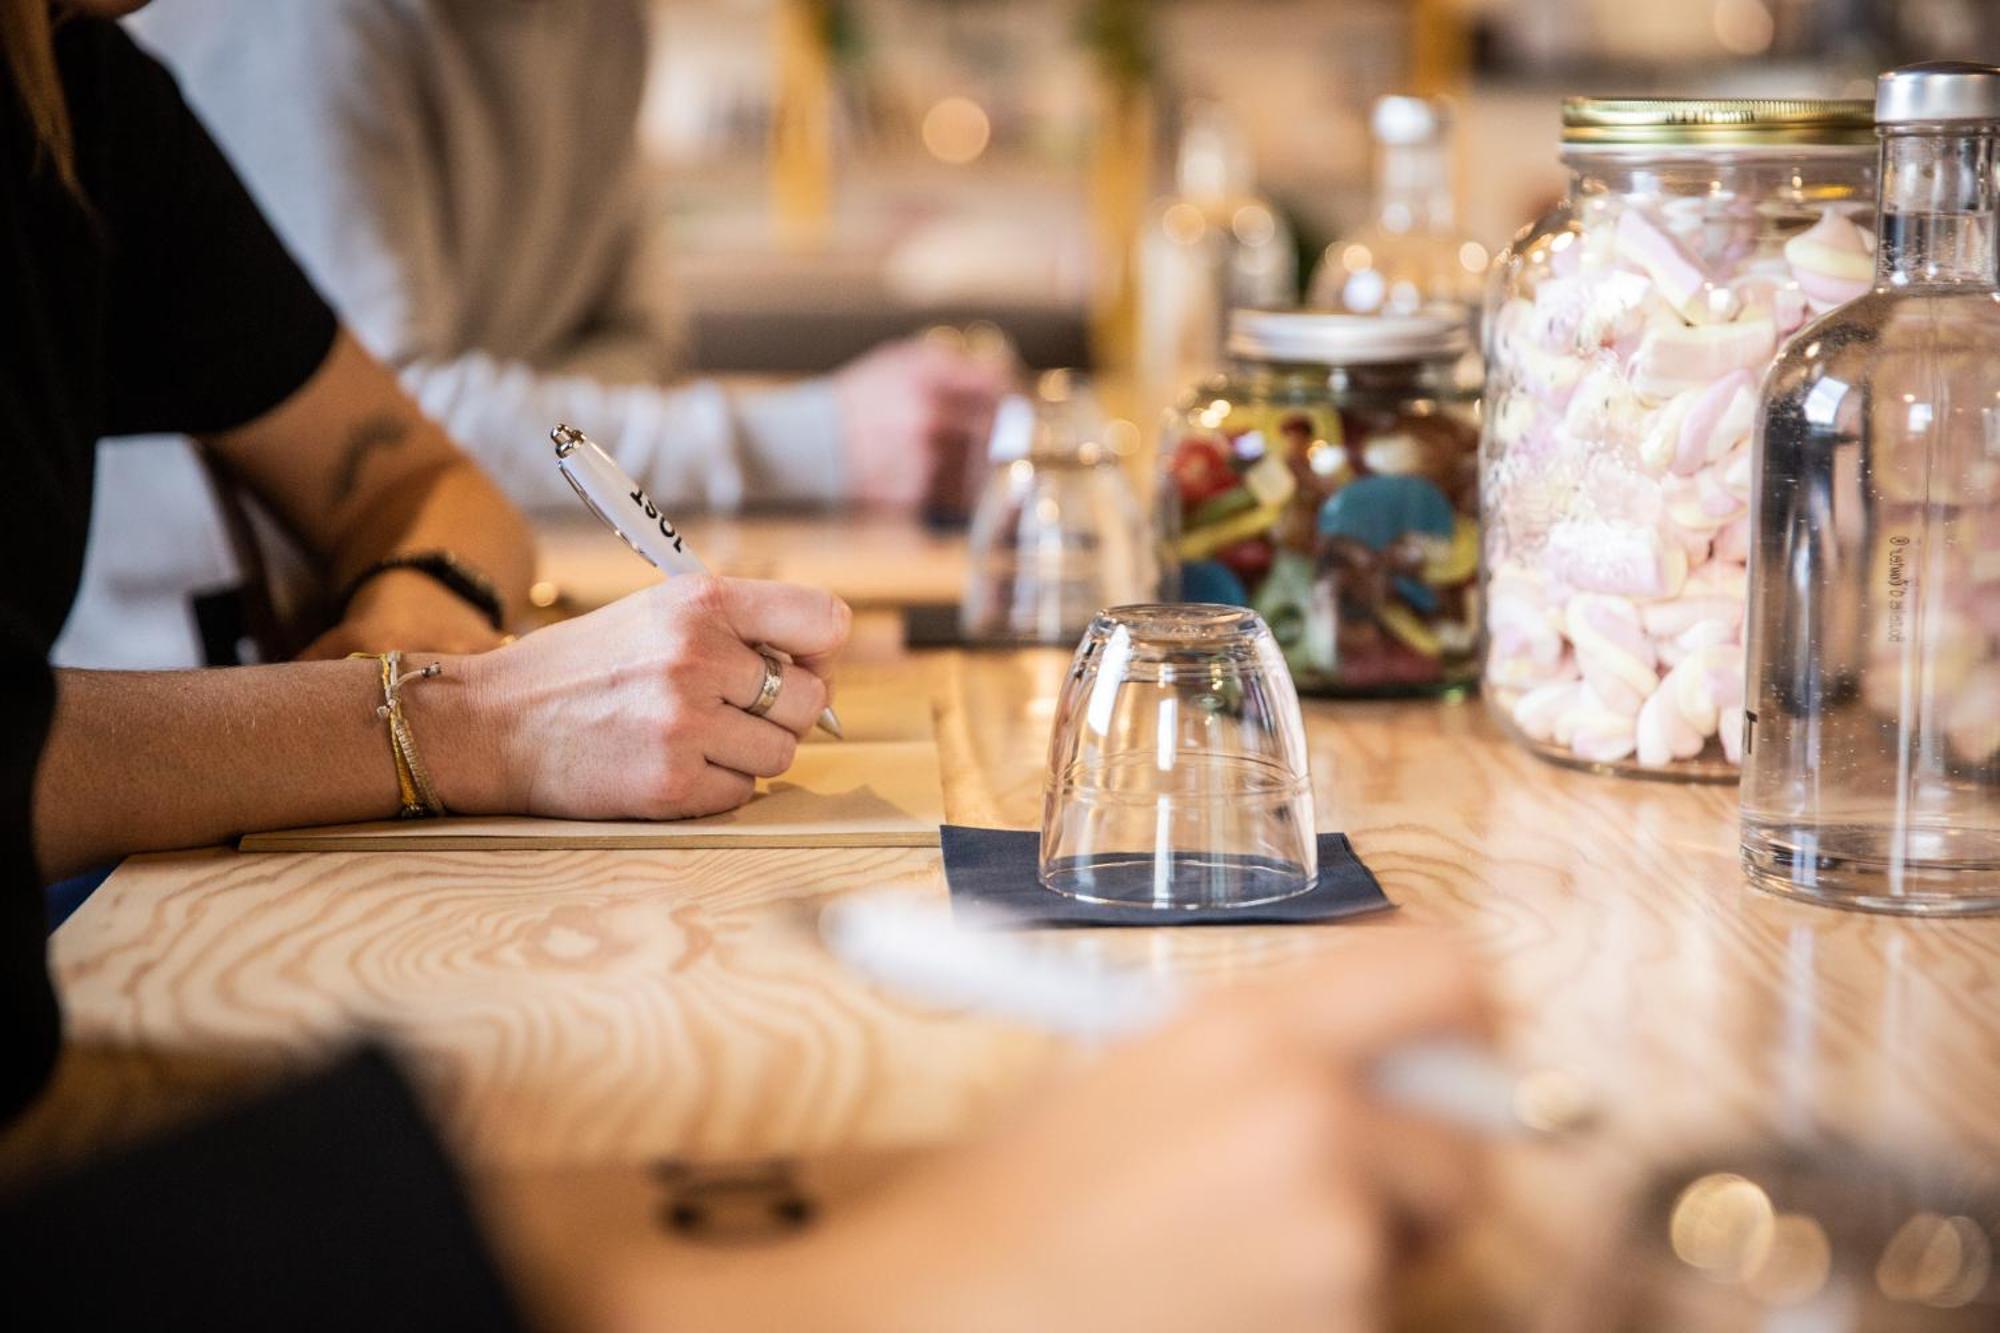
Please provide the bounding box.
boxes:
[960,381,1156,645]
[1039,604,1318,909]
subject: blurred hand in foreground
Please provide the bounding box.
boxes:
[494,932,1490,1333]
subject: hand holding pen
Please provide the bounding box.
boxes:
[395,427,852,822]
[553,423,845,740]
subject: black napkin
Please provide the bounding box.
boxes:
[905,602,1042,651]
[902,603,965,648]
[940,826,1395,928]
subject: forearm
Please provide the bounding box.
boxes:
[204,331,535,640]
[401,350,737,513]
[31,658,487,878]
[31,576,853,877]
[327,450,535,624]
[400,352,847,515]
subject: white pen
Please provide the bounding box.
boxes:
[817,893,1598,1139]
[552,423,844,739]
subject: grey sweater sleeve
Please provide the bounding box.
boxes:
[126,0,847,514]
[399,345,848,514]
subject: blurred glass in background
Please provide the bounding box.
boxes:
[961,371,1156,644]
[1544,1143,2000,1331]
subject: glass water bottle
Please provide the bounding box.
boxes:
[1741,63,2000,914]
[1135,103,1297,431]
[1308,95,1486,320]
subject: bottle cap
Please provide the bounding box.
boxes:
[1372,95,1448,147]
[1876,62,2000,126]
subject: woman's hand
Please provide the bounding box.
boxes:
[424,577,850,821]
[834,337,1011,512]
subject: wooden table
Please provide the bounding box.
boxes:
[14,584,2000,1323]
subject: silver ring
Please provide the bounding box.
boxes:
[744,649,785,719]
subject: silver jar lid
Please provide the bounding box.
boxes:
[1226,308,1469,365]
[1876,62,2000,126]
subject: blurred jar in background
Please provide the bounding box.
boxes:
[1136,103,1297,432]
[960,372,1156,645]
[1160,309,1481,697]
[1481,97,1875,780]
[1309,96,1488,321]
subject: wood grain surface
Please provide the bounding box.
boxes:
[10,572,2000,1327]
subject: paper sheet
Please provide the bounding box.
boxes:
[239,741,945,851]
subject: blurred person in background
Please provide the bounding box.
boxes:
[57,0,1010,670]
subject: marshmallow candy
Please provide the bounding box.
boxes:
[1637,677,1706,767]
[1486,569,1573,691]
[1565,593,1659,715]
[1543,521,1687,600]
[1512,679,1584,744]
[1563,688,1641,764]
[1669,370,1756,476]
[1719,707,1747,765]
[1629,314,1776,401]
[1486,188,1865,770]
[1641,564,1747,644]
[1636,640,1744,766]
[1614,209,1709,319]
[1784,208,1874,310]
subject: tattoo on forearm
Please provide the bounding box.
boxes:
[333,413,413,502]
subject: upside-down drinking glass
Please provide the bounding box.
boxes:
[1039,604,1318,909]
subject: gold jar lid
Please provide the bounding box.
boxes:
[1562,97,1875,148]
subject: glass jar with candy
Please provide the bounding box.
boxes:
[1482,98,1876,779]
[1160,309,1481,696]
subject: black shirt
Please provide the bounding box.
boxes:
[2,12,336,1127]
[1,22,519,1329]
